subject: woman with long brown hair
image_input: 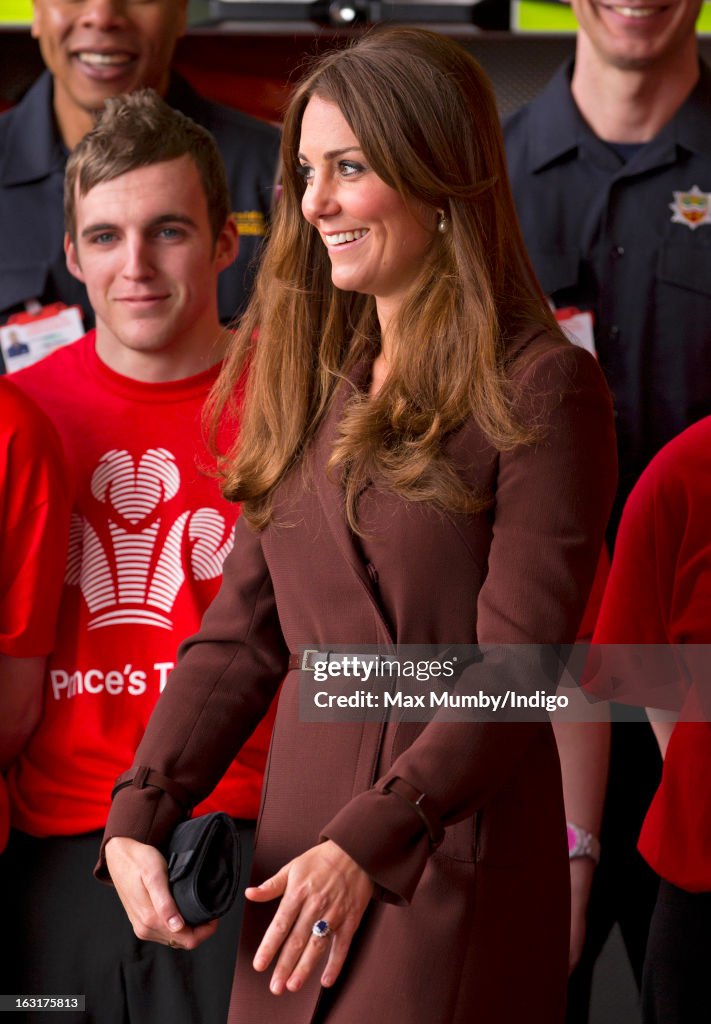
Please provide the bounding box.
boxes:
[101,27,616,1023]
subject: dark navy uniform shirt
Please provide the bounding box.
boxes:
[505,60,711,530]
[0,70,279,353]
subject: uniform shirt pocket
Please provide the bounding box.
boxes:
[657,245,711,297]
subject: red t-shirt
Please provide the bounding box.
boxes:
[8,333,276,836]
[0,379,70,847]
[593,417,711,892]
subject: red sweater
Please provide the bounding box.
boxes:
[0,379,70,846]
[594,416,711,892]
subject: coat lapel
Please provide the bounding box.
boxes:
[309,358,394,646]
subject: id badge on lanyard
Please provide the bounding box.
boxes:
[0,300,84,373]
[554,306,596,358]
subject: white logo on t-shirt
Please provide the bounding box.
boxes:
[65,448,233,630]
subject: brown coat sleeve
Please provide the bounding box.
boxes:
[96,517,289,877]
[321,344,617,902]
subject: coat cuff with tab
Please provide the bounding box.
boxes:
[320,774,440,905]
[94,779,188,882]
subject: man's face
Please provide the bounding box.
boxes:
[569,0,702,69]
[65,155,236,373]
[32,0,187,115]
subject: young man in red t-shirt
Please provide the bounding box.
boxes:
[6,92,275,1024]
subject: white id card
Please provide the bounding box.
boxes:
[1,305,84,373]
[555,308,596,358]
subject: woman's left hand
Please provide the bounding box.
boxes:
[245,839,374,994]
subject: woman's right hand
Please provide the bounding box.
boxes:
[105,836,219,950]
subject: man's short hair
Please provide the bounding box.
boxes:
[64,90,230,243]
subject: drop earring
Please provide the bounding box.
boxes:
[437,210,448,234]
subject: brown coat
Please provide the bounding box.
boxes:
[102,332,617,1024]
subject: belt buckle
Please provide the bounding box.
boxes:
[300,648,326,672]
[300,649,384,672]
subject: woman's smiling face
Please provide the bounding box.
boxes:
[298,95,438,326]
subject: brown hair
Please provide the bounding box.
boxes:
[211,27,564,531]
[64,89,229,243]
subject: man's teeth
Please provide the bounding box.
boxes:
[610,6,657,15]
[78,52,133,66]
[325,229,369,246]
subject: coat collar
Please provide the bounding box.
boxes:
[523,61,581,173]
[524,58,711,176]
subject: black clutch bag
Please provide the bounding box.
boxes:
[167,812,241,926]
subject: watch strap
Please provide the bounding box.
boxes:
[567,822,600,864]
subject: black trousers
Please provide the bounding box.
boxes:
[1,824,254,1024]
[642,881,711,1024]
[565,721,661,1023]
